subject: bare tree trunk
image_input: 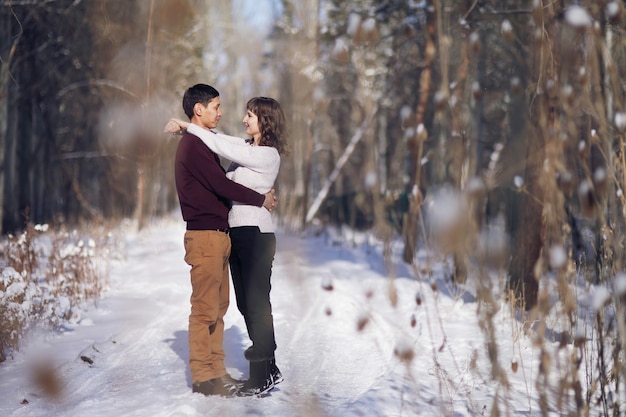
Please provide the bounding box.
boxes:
[507,129,543,310]
[403,16,435,264]
[134,0,155,231]
[506,3,554,311]
[0,58,7,236]
[439,1,472,284]
[0,9,20,235]
[0,70,5,235]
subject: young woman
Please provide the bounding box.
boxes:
[165,97,287,397]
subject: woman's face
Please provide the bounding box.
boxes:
[243,109,261,141]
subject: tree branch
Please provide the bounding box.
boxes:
[305,104,378,223]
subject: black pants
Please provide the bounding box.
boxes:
[229,226,277,359]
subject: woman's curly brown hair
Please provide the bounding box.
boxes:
[246,97,288,156]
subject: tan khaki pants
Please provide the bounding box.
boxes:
[183,230,231,383]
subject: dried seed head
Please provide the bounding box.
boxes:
[615,273,626,298]
[549,245,568,270]
[400,105,412,128]
[32,362,62,399]
[510,77,523,95]
[578,140,588,158]
[511,357,518,373]
[356,313,369,331]
[573,333,586,348]
[427,187,468,251]
[332,38,350,64]
[394,340,415,363]
[591,286,611,312]
[532,0,543,25]
[388,283,398,307]
[416,123,427,142]
[469,32,480,53]
[615,112,626,133]
[410,313,417,327]
[556,170,574,195]
[593,21,602,36]
[321,275,334,291]
[362,18,379,43]
[559,331,571,349]
[414,187,424,205]
[565,6,593,30]
[501,19,514,43]
[578,180,596,218]
[593,167,608,197]
[561,84,574,103]
[475,226,510,269]
[434,90,447,111]
[347,13,363,44]
[578,66,588,85]
[425,39,436,63]
[469,350,478,371]
[472,81,482,100]
[607,1,624,25]
[466,176,486,202]
[545,78,556,98]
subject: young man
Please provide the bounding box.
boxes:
[174,84,275,397]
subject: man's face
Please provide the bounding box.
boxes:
[195,97,222,129]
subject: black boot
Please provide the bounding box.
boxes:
[237,360,274,397]
[269,358,283,385]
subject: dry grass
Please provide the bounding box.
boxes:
[0,222,118,362]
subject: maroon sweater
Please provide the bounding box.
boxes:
[175,132,264,230]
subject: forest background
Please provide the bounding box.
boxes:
[2,0,626,415]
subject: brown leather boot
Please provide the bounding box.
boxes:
[192,374,242,397]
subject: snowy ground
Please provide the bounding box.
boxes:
[0,216,573,416]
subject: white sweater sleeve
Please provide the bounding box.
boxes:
[187,123,279,172]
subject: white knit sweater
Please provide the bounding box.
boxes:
[187,123,280,233]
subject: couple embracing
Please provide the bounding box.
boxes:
[166,84,287,397]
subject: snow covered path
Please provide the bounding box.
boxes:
[0,217,544,417]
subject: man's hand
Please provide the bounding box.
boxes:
[263,189,277,212]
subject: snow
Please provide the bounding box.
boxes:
[591,287,610,312]
[0,216,600,416]
[607,2,621,20]
[361,18,376,35]
[564,6,593,28]
[616,273,626,296]
[615,112,626,133]
[346,13,361,38]
[548,245,567,270]
[500,19,513,39]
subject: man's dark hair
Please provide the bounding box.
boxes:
[182,84,219,119]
